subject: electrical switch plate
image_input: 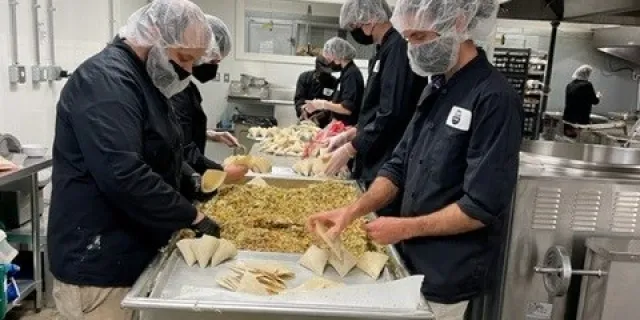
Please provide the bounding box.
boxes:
[8,65,27,84]
[45,66,61,81]
[224,73,230,83]
[31,66,44,83]
[214,72,221,82]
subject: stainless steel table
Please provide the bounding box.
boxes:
[0,154,52,312]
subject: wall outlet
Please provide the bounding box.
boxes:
[214,72,221,82]
[224,73,230,83]
[8,65,27,84]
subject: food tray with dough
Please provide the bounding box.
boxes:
[123,177,434,319]
[123,248,433,319]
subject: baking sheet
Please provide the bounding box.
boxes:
[152,250,424,311]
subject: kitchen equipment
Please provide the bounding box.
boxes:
[576,237,640,320]
[20,144,47,158]
[492,141,640,320]
[0,135,21,158]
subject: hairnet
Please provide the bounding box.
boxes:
[390,0,499,41]
[119,0,215,58]
[323,37,357,61]
[339,0,393,30]
[573,65,593,80]
[206,15,232,60]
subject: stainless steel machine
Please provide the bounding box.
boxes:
[492,141,640,320]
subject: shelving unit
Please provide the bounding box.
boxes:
[493,48,549,140]
[0,156,51,317]
[525,53,548,140]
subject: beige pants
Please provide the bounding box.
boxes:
[428,300,469,320]
[53,280,135,320]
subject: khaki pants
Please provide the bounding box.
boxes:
[53,280,135,320]
[428,300,469,320]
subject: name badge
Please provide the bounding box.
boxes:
[323,88,334,96]
[446,106,472,132]
[373,60,380,73]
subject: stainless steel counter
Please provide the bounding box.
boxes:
[0,154,51,312]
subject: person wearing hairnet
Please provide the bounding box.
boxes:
[323,0,427,215]
[171,15,248,202]
[48,1,220,318]
[562,64,601,138]
[295,56,339,127]
[304,37,364,126]
[308,1,522,319]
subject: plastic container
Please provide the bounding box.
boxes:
[0,231,17,265]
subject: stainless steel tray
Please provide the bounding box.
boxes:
[124,248,432,319]
[123,176,434,319]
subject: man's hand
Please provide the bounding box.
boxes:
[304,99,325,113]
[307,206,355,240]
[224,164,249,183]
[326,131,351,152]
[324,143,355,176]
[364,217,413,245]
[207,130,239,147]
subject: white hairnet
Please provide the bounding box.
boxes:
[390,0,499,41]
[573,65,593,80]
[206,15,232,60]
[339,0,393,30]
[119,0,214,56]
[323,37,357,61]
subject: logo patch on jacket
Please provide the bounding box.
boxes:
[446,106,472,131]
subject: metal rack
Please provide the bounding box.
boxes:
[492,48,538,139]
[0,156,51,314]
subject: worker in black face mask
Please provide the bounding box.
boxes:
[294,55,339,128]
[324,0,428,217]
[171,15,249,203]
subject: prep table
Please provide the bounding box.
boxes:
[0,153,52,314]
[122,176,435,320]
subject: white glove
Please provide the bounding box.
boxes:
[207,130,239,147]
[304,99,326,113]
[596,92,603,99]
[327,131,352,152]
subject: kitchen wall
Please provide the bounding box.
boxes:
[497,20,640,113]
[0,0,148,148]
[1,0,639,161]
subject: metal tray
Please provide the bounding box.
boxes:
[122,176,434,319]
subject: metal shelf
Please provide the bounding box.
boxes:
[6,279,37,312]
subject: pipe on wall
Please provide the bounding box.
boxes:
[32,0,42,66]
[536,20,560,140]
[108,0,115,40]
[8,0,19,65]
[46,0,56,66]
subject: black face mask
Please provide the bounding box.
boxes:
[192,63,219,83]
[170,60,191,80]
[329,62,342,72]
[351,28,374,45]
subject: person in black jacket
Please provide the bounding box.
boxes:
[323,0,428,215]
[172,15,248,202]
[562,64,601,138]
[294,56,339,127]
[304,37,364,126]
[310,1,519,319]
[48,1,220,318]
